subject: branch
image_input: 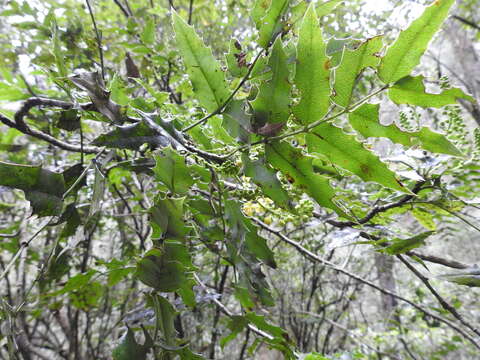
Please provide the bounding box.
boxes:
[453,15,480,32]
[182,49,265,133]
[396,255,480,338]
[85,0,106,80]
[251,217,480,350]
[0,97,101,153]
[325,181,425,228]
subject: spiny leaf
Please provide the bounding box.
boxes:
[149,196,190,239]
[316,0,343,18]
[348,103,462,156]
[332,36,383,108]
[378,0,456,84]
[255,0,290,48]
[112,328,152,360]
[306,123,407,192]
[294,5,330,125]
[153,147,193,195]
[265,141,347,217]
[0,161,65,216]
[243,154,290,208]
[388,75,475,108]
[172,11,230,113]
[252,38,291,130]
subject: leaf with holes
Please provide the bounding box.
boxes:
[378,0,455,84]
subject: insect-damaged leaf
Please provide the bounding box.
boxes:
[332,36,383,108]
[253,0,290,48]
[349,103,462,156]
[172,11,230,113]
[0,161,65,216]
[388,75,475,108]
[265,141,347,217]
[306,123,408,193]
[378,0,455,84]
[252,38,291,131]
[294,5,330,125]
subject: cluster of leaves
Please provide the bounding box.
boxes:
[0,0,479,359]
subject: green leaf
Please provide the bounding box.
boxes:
[141,18,155,46]
[149,197,189,238]
[112,328,151,360]
[172,11,230,113]
[153,147,193,195]
[332,36,383,108]
[293,5,330,125]
[378,0,456,84]
[306,123,407,192]
[439,267,480,287]
[220,316,248,348]
[222,100,252,143]
[380,231,434,255]
[252,0,272,29]
[0,161,65,216]
[348,103,462,156]
[316,0,343,18]
[225,39,249,78]
[255,0,290,48]
[252,38,291,129]
[265,141,347,217]
[388,75,475,108]
[136,245,188,292]
[243,154,290,208]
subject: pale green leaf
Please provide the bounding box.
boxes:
[316,0,343,18]
[388,75,475,108]
[256,0,290,48]
[306,123,407,192]
[141,18,155,45]
[332,36,383,108]
[378,0,456,84]
[294,5,330,125]
[348,103,462,156]
[265,141,347,217]
[380,231,434,255]
[172,12,230,112]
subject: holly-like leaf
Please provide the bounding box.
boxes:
[136,245,188,292]
[172,11,230,113]
[378,0,456,84]
[153,147,193,195]
[332,36,383,108]
[149,197,189,239]
[70,71,125,124]
[243,154,290,208]
[225,39,249,78]
[349,103,462,156]
[265,141,347,217]
[306,123,407,192]
[112,327,152,360]
[388,75,475,108]
[255,0,290,48]
[0,161,65,216]
[380,231,434,255]
[294,5,330,125]
[252,38,291,131]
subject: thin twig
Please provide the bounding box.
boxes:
[85,0,106,80]
[251,217,480,350]
[182,49,265,132]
